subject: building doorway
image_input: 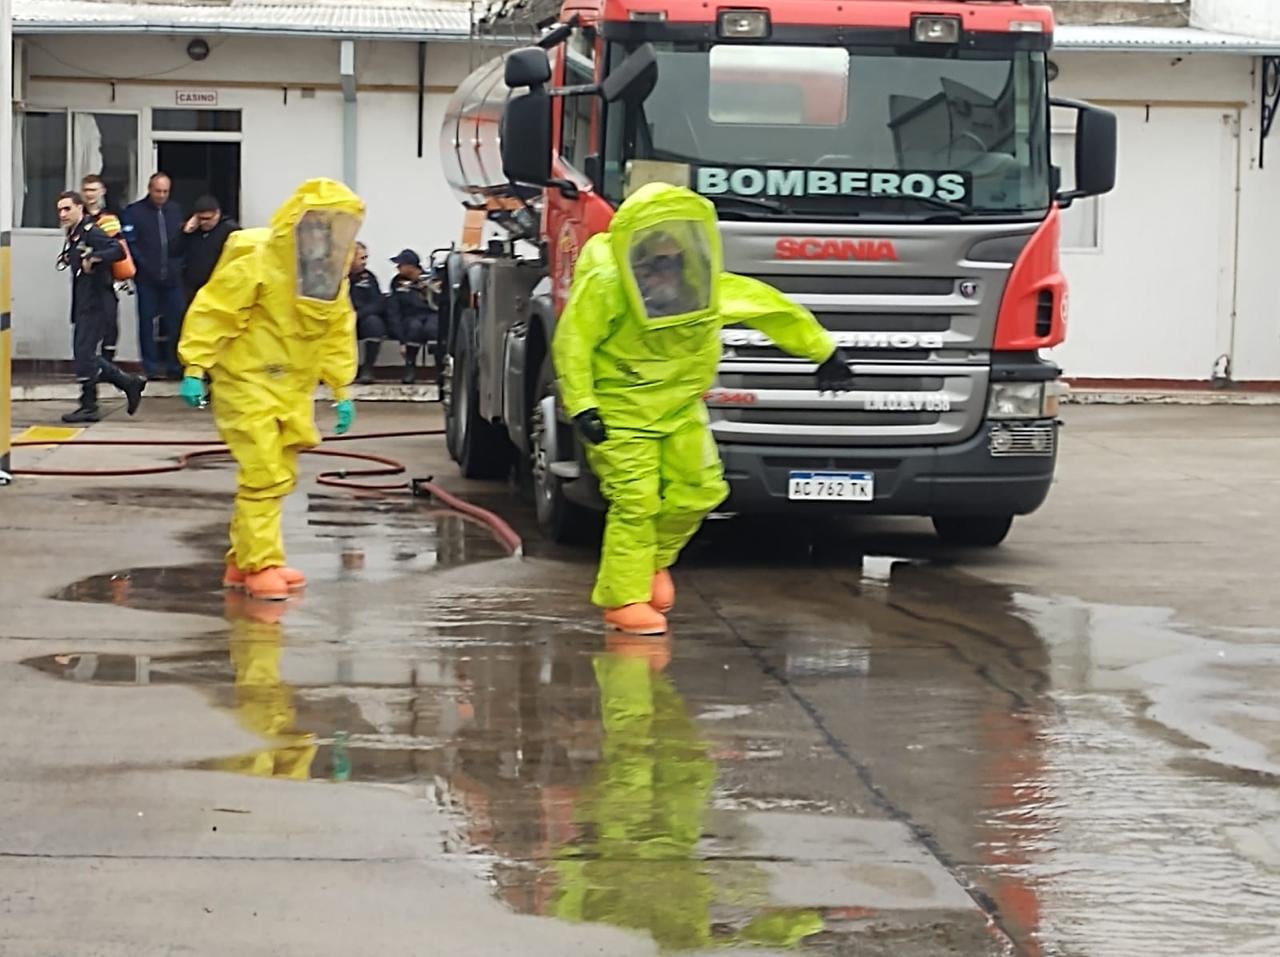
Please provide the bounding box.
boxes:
[155,141,241,220]
[151,108,242,220]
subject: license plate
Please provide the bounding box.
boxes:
[787,471,874,502]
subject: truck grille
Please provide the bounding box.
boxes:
[719,373,941,392]
[727,344,932,363]
[712,221,1036,448]
[722,409,938,427]
[758,275,954,296]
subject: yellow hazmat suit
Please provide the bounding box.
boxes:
[179,179,364,584]
[552,184,838,617]
[210,594,316,780]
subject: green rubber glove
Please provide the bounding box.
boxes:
[179,375,206,408]
[334,399,355,436]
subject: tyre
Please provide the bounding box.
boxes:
[452,309,513,480]
[531,355,601,545]
[931,515,1014,547]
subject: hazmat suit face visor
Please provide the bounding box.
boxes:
[295,210,361,301]
[622,220,716,327]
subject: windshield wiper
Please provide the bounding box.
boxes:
[898,193,974,216]
[707,194,795,217]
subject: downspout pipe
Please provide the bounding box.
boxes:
[417,41,427,158]
[340,40,357,187]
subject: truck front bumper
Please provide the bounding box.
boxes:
[718,419,1059,517]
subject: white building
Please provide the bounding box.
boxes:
[9,0,1280,387]
[8,0,509,368]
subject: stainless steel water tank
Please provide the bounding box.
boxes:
[440,53,525,209]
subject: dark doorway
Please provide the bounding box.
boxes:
[155,141,241,220]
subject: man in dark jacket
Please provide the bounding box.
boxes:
[386,248,439,384]
[348,242,389,384]
[123,173,185,379]
[174,194,239,305]
[56,192,146,424]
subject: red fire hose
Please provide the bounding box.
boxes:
[11,428,523,558]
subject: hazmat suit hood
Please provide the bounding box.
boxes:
[265,178,365,335]
[610,183,721,330]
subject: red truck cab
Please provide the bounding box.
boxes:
[440,0,1117,545]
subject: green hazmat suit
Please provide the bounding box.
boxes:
[551,184,837,609]
[550,645,823,951]
[179,179,364,574]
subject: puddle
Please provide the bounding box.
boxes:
[53,500,510,619]
[25,516,1280,956]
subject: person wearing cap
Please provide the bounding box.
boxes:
[552,183,856,636]
[175,194,240,307]
[386,248,440,384]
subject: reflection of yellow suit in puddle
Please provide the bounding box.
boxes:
[211,596,316,780]
[551,637,822,950]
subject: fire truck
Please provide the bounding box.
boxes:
[437,0,1117,546]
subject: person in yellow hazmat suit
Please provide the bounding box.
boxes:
[552,183,857,635]
[209,592,317,780]
[178,179,364,601]
[550,633,823,950]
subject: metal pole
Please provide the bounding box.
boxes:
[1,0,14,486]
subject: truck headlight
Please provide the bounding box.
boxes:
[719,10,770,38]
[913,16,961,44]
[988,382,1046,420]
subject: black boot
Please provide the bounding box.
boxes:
[62,381,101,424]
[402,345,419,385]
[102,346,116,365]
[98,359,147,416]
[357,340,381,385]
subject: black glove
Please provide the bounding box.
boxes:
[816,348,857,394]
[573,409,607,446]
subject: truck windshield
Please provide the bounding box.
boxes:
[603,42,1050,220]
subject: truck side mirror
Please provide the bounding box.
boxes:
[1051,98,1117,206]
[500,91,553,186]
[601,43,658,104]
[505,48,552,90]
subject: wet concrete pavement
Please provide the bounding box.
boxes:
[2,402,1280,955]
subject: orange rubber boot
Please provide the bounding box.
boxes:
[244,567,290,602]
[651,569,675,614]
[224,563,306,590]
[603,603,668,636]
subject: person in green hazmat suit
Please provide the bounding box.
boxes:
[178,179,364,601]
[552,183,856,635]
[550,633,823,950]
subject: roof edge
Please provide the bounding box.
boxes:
[13,23,483,42]
[1054,24,1280,56]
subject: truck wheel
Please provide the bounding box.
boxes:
[931,515,1014,547]
[531,355,601,545]
[453,309,512,480]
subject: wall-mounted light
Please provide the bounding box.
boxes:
[1047,59,1060,82]
[187,38,210,61]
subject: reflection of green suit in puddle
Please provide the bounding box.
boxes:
[211,610,317,780]
[551,653,822,950]
[552,184,837,609]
